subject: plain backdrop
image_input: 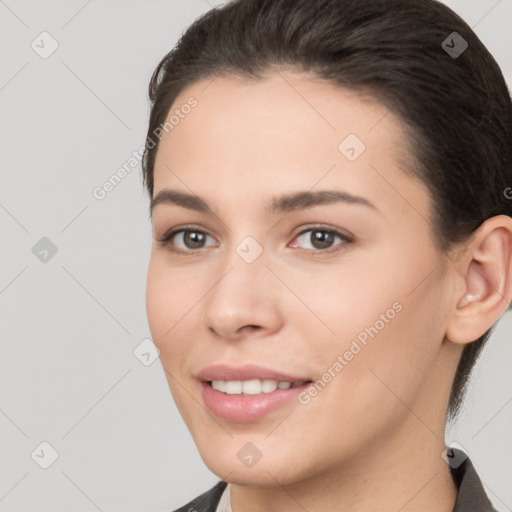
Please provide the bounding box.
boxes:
[1,0,511,510]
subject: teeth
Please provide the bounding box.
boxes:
[242,379,262,395]
[261,379,278,393]
[211,379,302,395]
[225,381,242,394]
[212,380,226,392]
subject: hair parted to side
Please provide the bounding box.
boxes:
[141,0,512,421]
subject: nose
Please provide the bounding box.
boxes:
[202,247,284,341]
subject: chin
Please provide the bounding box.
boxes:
[193,433,310,487]
[203,454,296,486]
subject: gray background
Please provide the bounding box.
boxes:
[0,0,511,510]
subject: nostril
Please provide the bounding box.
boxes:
[241,325,261,333]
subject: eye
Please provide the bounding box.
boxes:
[155,227,217,254]
[156,225,353,256]
[290,227,352,254]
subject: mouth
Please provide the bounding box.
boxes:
[197,364,314,422]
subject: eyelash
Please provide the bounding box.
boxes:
[155,225,354,256]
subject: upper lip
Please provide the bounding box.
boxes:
[197,364,311,383]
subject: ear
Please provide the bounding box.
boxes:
[446,215,512,345]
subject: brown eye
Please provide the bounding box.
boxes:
[180,230,208,249]
[156,228,217,254]
[293,228,352,253]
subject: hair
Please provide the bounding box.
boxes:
[141,0,512,421]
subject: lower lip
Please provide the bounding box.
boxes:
[201,382,310,423]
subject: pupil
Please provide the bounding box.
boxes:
[312,230,333,249]
[185,231,205,248]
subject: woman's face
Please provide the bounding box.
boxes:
[146,70,460,485]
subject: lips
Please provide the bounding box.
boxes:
[197,364,311,383]
[197,364,313,423]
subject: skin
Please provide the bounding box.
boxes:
[146,69,512,512]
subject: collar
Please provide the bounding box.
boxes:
[449,448,497,511]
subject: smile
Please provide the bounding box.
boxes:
[210,379,310,395]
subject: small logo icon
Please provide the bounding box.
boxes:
[237,442,263,468]
[236,236,263,264]
[338,133,366,161]
[31,441,59,469]
[441,32,468,59]
[133,338,160,367]
[442,442,468,469]
[32,237,58,263]
[31,31,59,59]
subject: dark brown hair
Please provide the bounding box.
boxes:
[142,0,512,421]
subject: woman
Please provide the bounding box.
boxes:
[142,0,511,510]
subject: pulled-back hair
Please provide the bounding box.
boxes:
[142,0,512,421]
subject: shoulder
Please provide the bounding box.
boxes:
[172,481,228,512]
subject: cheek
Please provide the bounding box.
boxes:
[290,303,431,461]
[301,251,443,408]
[145,255,199,358]
[287,257,399,348]
[146,258,202,415]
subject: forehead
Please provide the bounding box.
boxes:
[152,70,430,221]
[165,70,399,150]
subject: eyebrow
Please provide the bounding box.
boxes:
[150,188,378,216]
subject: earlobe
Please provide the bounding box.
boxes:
[446,215,512,345]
